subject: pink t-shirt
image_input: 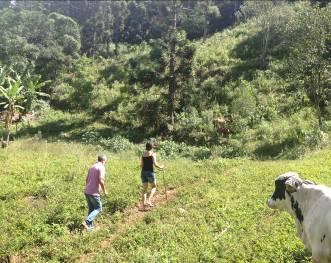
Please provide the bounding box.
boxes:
[84,162,105,196]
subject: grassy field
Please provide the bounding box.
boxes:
[1,139,331,262]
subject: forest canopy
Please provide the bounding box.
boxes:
[0,0,330,159]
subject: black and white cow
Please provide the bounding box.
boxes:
[267,172,331,263]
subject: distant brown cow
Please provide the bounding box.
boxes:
[217,127,232,137]
[214,117,232,137]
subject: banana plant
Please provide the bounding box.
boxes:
[0,65,11,86]
[23,74,50,126]
[0,75,25,145]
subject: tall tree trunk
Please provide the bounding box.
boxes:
[4,109,13,147]
[168,0,177,127]
[6,129,10,147]
[113,12,120,57]
[234,0,239,10]
[316,72,323,130]
[89,30,97,57]
[261,20,270,69]
[66,0,71,17]
[203,0,209,42]
[311,74,323,131]
[106,7,111,56]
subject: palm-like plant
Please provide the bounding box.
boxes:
[23,74,50,126]
[0,75,25,145]
[0,65,11,86]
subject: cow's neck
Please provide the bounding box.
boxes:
[288,185,324,223]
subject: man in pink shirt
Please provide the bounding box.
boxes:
[82,155,108,230]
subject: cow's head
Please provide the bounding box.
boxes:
[267,172,303,210]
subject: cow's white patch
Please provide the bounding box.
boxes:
[268,172,331,263]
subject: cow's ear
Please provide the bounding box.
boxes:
[303,179,316,185]
[285,177,298,193]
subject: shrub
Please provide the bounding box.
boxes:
[81,129,100,145]
[175,107,221,145]
[105,196,130,214]
[251,109,321,159]
[100,135,133,153]
[218,138,249,158]
[158,140,181,159]
[192,146,212,160]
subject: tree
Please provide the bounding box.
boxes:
[110,1,128,56]
[0,8,81,80]
[0,72,25,145]
[236,1,285,68]
[287,3,331,130]
[168,0,177,128]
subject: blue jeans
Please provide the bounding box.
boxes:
[85,194,102,229]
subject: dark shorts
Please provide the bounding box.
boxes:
[141,171,156,184]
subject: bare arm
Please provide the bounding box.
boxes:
[99,166,108,196]
[86,168,90,184]
[153,153,164,169]
[100,178,108,196]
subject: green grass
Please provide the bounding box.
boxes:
[1,139,331,262]
[92,150,331,263]
[0,139,235,262]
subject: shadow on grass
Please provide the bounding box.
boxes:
[14,118,95,142]
[12,118,148,144]
[292,248,311,262]
[253,137,300,160]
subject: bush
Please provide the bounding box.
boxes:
[192,146,212,160]
[81,129,100,145]
[175,107,221,145]
[250,109,321,159]
[158,140,181,159]
[105,196,130,214]
[100,135,133,153]
[218,138,249,158]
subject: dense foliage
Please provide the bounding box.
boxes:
[0,1,330,158]
[1,2,331,261]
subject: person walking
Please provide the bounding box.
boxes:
[82,155,109,230]
[140,142,163,211]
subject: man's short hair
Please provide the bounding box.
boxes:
[146,142,153,151]
[98,155,107,162]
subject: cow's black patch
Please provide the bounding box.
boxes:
[271,178,287,200]
[321,234,326,243]
[290,196,304,223]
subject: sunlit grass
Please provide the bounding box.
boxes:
[1,139,330,262]
[93,150,331,262]
[0,139,236,262]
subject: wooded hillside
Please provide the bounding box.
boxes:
[0,0,330,158]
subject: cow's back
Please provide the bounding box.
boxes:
[301,186,331,262]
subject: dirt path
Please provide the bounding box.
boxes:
[79,188,178,263]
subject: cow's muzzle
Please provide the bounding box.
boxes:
[267,198,276,208]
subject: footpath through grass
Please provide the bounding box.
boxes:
[91,149,331,263]
[0,139,235,262]
[1,139,330,262]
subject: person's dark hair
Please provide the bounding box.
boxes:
[146,142,153,151]
[98,155,107,162]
